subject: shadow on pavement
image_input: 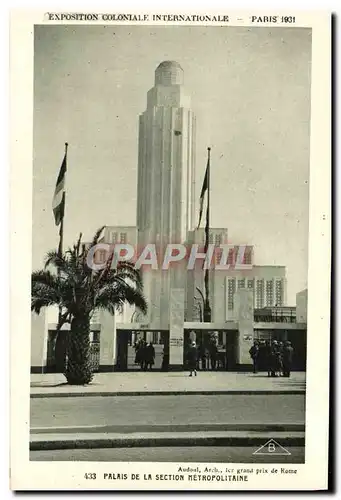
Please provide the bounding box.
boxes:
[31,382,69,388]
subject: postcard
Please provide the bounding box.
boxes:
[10,9,331,491]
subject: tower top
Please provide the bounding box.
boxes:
[155,61,184,86]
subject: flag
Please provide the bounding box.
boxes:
[52,153,67,226]
[197,158,209,228]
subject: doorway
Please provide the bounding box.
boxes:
[183,330,238,371]
[115,330,170,371]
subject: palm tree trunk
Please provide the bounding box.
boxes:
[64,315,94,385]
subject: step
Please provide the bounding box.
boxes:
[30,431,305,451]
[30,388,305,398]
[31,422,305,435]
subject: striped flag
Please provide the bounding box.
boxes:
[197,158,209,229]
[52,152,67,226]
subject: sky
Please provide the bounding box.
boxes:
[33,24,312,305]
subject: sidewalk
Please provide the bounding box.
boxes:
[31,371,306,397]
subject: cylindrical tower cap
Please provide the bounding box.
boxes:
[155,61,184,85]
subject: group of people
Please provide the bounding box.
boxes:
[186,341,225,376]
[134,339,155,370]
[197,342,223,371]
[249,339,294,377]
[196,342,225,371]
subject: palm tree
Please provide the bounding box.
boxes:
[31,227,147,385]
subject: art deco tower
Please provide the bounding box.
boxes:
[137,61,196,327]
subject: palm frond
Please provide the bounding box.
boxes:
[32,269,62,289]
[31,270,62,310]
[44,250,66,271]
[95,261,143,290]
[32,226,146,320]
[94,279,147,315]
[90,226,106,248]
[75,233,83,258]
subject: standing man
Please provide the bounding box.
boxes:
[209,339,218,371]
[161,347,169,371]
[145,342,155,371]
[139,340,147,370]
[249,340,260,374]
[271,340,281,377]
[258,340,266,371]
[187,341,198,377]
[265,340,272,377]
[278,341,284,376]
[198,343,207,371]
[282,341,294,377]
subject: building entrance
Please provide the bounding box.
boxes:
[115,330,170,371]
[183,329,238,371]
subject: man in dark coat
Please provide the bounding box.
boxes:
[278,341,284,376]
[249,340,260,374]
[161,348,169,371]
[144,342,155,371]
[270,340,282,377]
[137,340,147,370]
[264,340,272,377]
[134,339,142,366]
[187,341,198,376]
[198,343,207,371]
[282,341,294,377]
[209,342,218,371]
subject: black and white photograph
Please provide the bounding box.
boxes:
[10,11,331,491]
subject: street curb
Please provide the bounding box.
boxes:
[31,423,305,435]
[30,434,305,451]
[30,389,305,398]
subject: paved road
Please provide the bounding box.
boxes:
[30,446,305,463]
[30,394,305,428]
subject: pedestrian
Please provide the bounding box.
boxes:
[265,340,272,377]
[161,348,169,371]
[187,341,198,377]
[278,341,284,376]
[209,342,218,371]
[145,342,155,371]
[249,340,260,374]
[258,340,266,371]
[271,340,281,377]
[282,341,294,377]
[139,340,147,370]
[134,339,142,366]
[198,343,207,371]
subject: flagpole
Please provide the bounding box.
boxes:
[204,147,211,322]
[58,142,68,258]
[57,142,68,338]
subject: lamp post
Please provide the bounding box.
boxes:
[194,297,203,322]
[196,287,205,320]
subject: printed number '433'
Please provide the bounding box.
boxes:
[85,473,97,480]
